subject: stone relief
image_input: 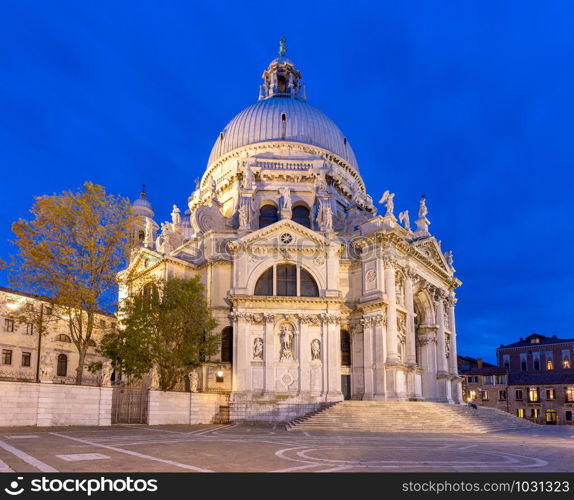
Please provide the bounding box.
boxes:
[445,334,451,358]
[311,339,321,361]
[253,337,264,360]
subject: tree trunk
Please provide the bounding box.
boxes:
[76,347,86,385]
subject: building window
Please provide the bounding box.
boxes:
[21,352,31,367]
[4,318,15,332]
[25,323,34,335]
[566,387,574,403]
[495,375,506,385]
[547,359,554,370]
[546,389,556,400]
[254,265,319,298]
[498,390,507,400]
[277,264,297,296]
[531,408,539,419]
[517,408,525,418]
[566,411,572,422]
[57,354,68,377]
[515,389,523,400]
[45,307,53,315]
[528,387,539,402]
[2,349,12,365]
[503,355,510,370]
[481,390,489,401]
[533,359,540,371]
[292,205,311,228]
[564,359,571,369]
[467,376,478,384]
[259,205,279,228]
[99,319,106,328]
[56,334,72,343]
[221,327,233,363]
[341,330,351,367]
[483,376,493,385]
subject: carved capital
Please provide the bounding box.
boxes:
[417,332,437,346]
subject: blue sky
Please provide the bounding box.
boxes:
[1,1,572,362]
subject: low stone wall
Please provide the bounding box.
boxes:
[229,399,328,422]
[0,381,112,427]
[147,391,223,425]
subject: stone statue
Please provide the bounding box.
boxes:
[315,175,328,193]
[311,339,321,361]
[399,210,411,231]
[378,190,395,217]
[317,201,333,232]
[189,370,199,392]
[144,218,154,248]
[101,360,113,387]
[279,324,294,361]
[242,165,255,190]
[238,202,250,229]
[253,337,264,360]
[418,195,428,219]
[171,205,181,227]
[279,36,287,57]
[194,177,200,191]
[444,251,454,268]
[150,365,160,390]
[280,187,291,211]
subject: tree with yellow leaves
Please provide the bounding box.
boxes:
[10,182,134,385]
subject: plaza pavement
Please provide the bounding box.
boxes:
[1,423,574,473]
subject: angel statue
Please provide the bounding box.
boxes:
[378,190,395,217]
[399,210,411,231]
[418,195,428,219]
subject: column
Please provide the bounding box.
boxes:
[447,294,462,403]
[263,313,275,397]
[434,291,451,402]
[231,313,241,393]
[372,314,387,399]
[298,316,311,396]
[404,270,417,365]
[324,314,342,401]
[361,317,374,400]
[383,258,399,362]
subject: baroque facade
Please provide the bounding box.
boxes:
[120,46,463,420]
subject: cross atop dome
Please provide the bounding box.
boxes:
[259,39,306,101]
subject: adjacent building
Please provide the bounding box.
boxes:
[460,334,574,425]
[0,286,114,385]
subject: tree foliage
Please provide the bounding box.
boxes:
[100,276,219,391]
[10,182,134,384]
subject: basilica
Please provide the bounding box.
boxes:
[119,43,463,421]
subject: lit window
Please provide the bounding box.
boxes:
[528,387,539,402]
[517,408,525,418]
[564,359,571,369]
[531,408,539,419]
[547,359,554,370]
[546,389,556,400]
[21,352,31,367]
[254,265,319,298]
[4,318,15,332]
[566,387,574,403]
[545,409,557,424]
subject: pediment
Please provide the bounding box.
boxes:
[229,219,338,252]
[121,247,164,279]
[412,237,451,273]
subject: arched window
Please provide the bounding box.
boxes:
[56,334,72,343]
[141,283,159,306]
[57,354,68,377]
[292,205,311,228]
[254,268,273,296]
[254,264,319,297]
[138,230,145,243]
[341,330,351,366]
[221,327,233,363]
[259,205,279,229]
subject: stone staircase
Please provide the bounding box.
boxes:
[286,401,539,434]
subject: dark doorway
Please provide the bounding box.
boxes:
[341,374,351,400]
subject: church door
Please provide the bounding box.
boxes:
[341,375,351,400]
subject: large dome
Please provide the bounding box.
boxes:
[207,55,358,171]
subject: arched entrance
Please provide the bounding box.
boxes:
[340,329,351,400]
